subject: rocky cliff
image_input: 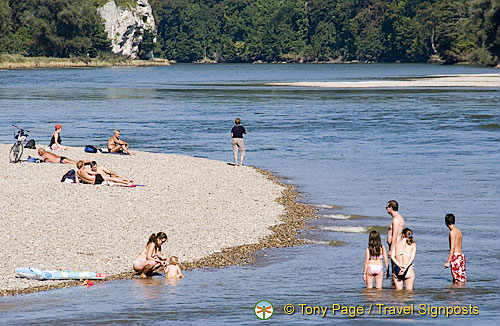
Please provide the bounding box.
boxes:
[98,0,156,59]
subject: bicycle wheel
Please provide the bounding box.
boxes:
[9,142,23,163]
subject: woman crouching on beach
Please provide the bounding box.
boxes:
[391,228,416,290]
[133,232,168,278]
[363,230,389,289]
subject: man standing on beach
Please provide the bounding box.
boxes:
[444,213,466,283]
[107,130,134,155]
[231,118,246,166]
[386,200,405,260]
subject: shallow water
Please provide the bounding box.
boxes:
[0,64,499,324]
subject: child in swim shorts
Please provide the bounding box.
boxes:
[444,213,466,282]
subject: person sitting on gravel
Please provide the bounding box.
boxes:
[164,256,184,279]
[38,148,75,164]
[49,124,68,150]
[89,161,132,185]
[133,232,168,278]
[107,130,134,155]
[76,160,133,186]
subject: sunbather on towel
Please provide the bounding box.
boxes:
[76,160,133,186]
[38,148,75,164]
[90,161,133,185]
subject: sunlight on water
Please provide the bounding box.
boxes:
[0,64,499,324]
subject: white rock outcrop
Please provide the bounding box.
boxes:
[98,0,156,59]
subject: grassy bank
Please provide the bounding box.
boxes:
[0,54,170,69]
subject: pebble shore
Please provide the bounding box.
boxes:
[0,145,316,296]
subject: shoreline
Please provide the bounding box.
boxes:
[0,57,171,70]
[268,73,499,88]
[0,146,316,296]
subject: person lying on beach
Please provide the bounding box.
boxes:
[391,228,416,290]
[49,124,67,150]
[38,148,75,164]
[89,161,133,185]
[444,213,466,283]
[363,230,389,289]
[75,160,133,185]
[164,256,184,279]
[133,232,168,278]
[107,130,134,155]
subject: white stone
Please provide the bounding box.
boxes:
[98,0,156,59]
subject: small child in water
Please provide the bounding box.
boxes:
[444,213,466,283]
[164,256,184,279]
[363,230,389,289]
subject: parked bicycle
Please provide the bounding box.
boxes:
[9,125,30,163]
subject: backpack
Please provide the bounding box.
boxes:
[61,169,76,183]
[25,139,36,149]
[84,145,99,153]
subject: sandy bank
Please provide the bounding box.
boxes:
[0,145,315,295]
[0,58,170,70]
[268,74,499,88]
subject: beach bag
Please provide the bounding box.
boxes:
[25,139,36,149]
[61,169,76,183]
[84,145,99,153]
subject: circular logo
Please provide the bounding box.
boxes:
[254,300,274,320]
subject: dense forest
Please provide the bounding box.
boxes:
[1,0,499,65]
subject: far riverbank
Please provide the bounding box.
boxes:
[0,54,170,70]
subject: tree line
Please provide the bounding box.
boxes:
[1,0,499,65]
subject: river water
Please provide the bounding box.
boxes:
[0,64,499,325]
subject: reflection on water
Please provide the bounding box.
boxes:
[0,64,499,324]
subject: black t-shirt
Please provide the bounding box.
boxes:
[231,125,246,138]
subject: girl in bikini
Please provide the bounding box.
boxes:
[133,232,168,278]
[391,228,416,290]
[363,230,389,289]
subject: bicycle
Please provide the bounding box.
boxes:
[9,125,30,163]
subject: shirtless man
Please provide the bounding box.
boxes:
[76,160,132,186]
[444,213,466,283]
[107,130,134,155]
[386,200,405,277]
[90,161,132,185]
[38,148,75,164]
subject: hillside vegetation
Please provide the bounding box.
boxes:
[1,0,499,65]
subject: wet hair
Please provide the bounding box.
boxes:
[387,200,399,211]
[90,161,97,167]
[402,228,414,245]
[147,232,168,250]
[235,118,241,125]
[368,230,382,257]
[445,213,455,226]
[76,160,85,169]
[169,256,178,265]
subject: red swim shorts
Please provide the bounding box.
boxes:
[451,252,466,282]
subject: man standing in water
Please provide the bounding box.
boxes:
[386,200,405,261]
[444,213,466,283]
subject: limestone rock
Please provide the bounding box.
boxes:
[98,0,156,59]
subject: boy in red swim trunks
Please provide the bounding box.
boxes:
[444,213,466,283]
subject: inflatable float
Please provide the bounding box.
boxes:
[15,267,107,280]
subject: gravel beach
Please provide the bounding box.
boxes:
[0,145,315,296]
[269,73,499,88]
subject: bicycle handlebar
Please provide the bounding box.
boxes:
[12,124,29,133]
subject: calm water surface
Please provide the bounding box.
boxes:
[0,64,499,325]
